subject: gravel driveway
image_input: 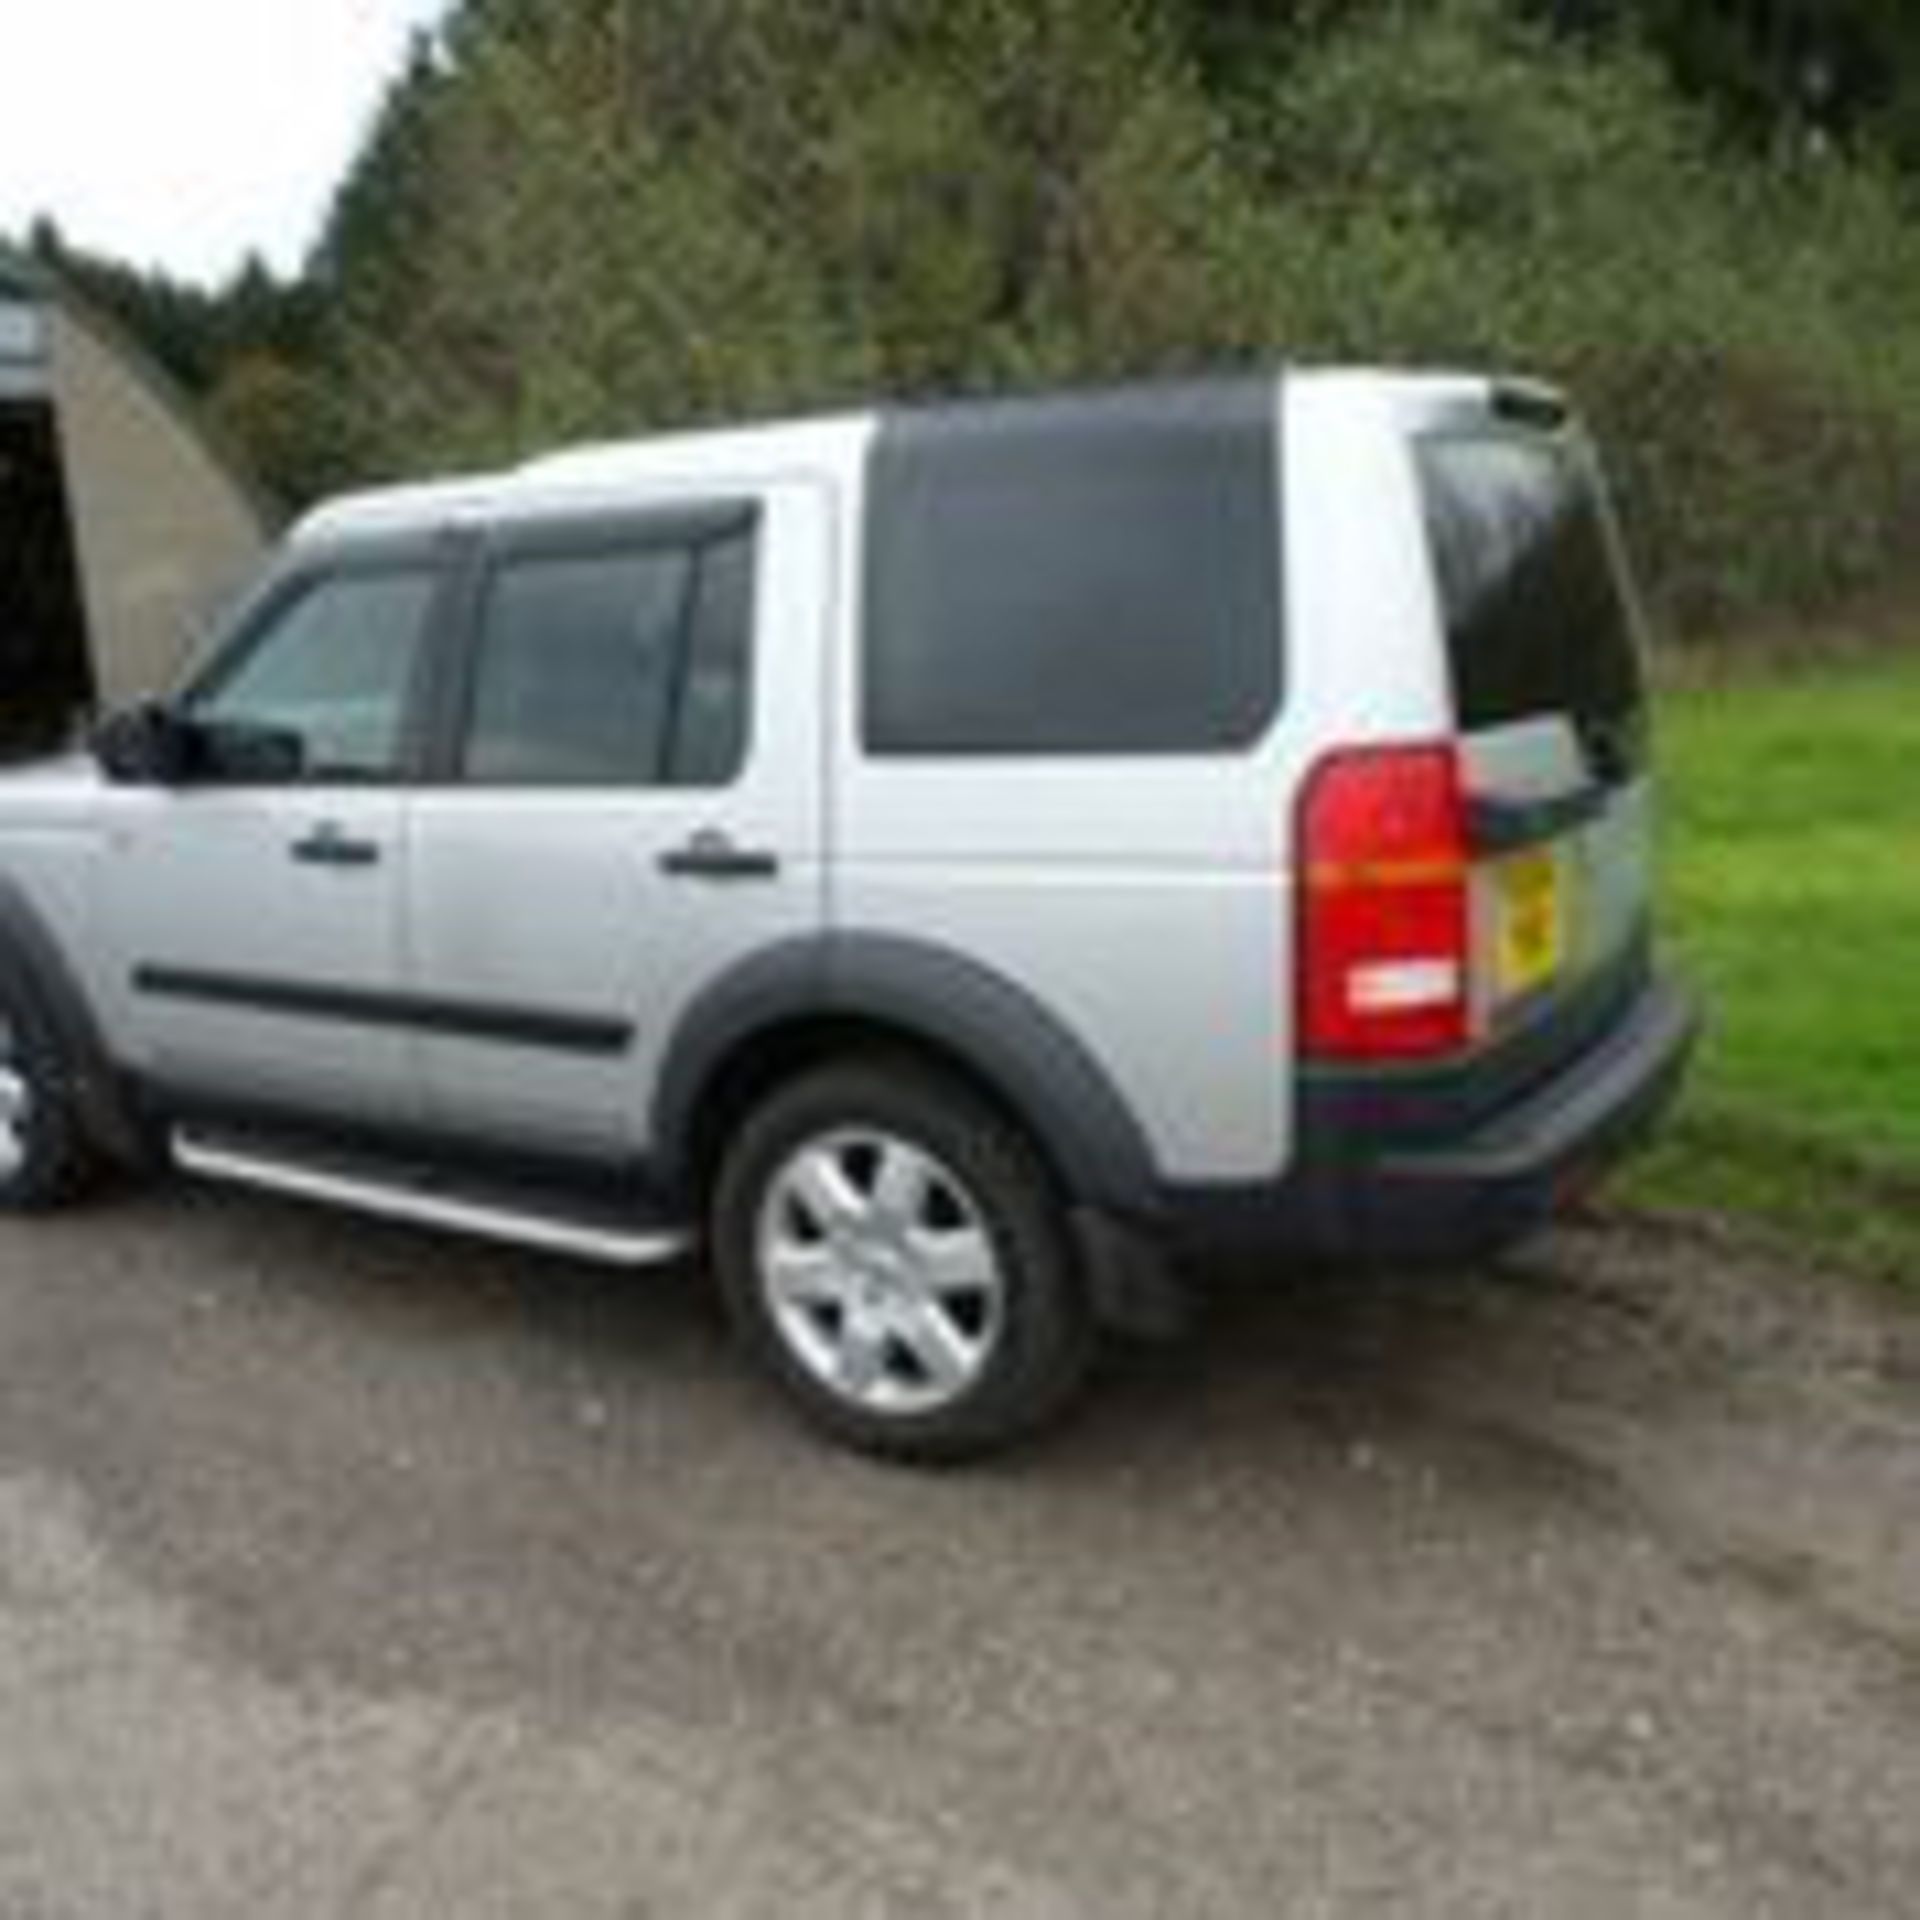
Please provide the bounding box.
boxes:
[0,1184,1914,1918]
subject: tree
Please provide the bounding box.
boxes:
[1532,1,1920,163]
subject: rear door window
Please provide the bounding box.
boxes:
[459,518,758,789]
[464,548,692,786]
[1417,432,1645,772]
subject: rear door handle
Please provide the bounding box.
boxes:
[1468,786,1608,857]
[291,823,382,869]
[659,830,780,882]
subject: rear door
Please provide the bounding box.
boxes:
[404,484,831,1166]
[1414,413,1653,1050]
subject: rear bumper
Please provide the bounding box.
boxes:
[1161,974,1700,1265]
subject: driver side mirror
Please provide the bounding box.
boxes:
[90,700,190,786]
[91,702,308,787]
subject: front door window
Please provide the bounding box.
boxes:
[188,569,437,782]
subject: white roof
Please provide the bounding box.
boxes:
[294,410,878,547]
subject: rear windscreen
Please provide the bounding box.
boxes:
[864,381,1282,756]
[1417,431,1645,770]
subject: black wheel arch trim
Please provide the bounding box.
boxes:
[0,874,143,1162]
[651,933,1162,1218]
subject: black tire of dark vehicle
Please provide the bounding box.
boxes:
[712,1058,1097,1463]
[0,969,96,1212]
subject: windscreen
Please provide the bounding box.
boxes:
[1417,430,1645,777]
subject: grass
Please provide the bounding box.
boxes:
[1621,647,1920,1285]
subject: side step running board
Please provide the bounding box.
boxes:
[172,1132,691,1269]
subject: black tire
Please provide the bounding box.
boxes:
[712,1057,1097,1463]
[0,967,96,1213]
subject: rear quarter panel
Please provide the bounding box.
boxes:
[830,377,1453,1186]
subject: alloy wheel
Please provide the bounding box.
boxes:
[755,1127,1009,1418]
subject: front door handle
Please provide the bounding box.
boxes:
[291,823,382,869]
[659,829,780,882]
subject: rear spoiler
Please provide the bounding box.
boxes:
[1489,380,1571,432]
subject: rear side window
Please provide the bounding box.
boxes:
[863,382,1282,755]
[461,518,758,788]
[1417,431,1645,761]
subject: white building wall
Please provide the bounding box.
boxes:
[49,306,271,705]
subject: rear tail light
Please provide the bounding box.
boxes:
[1298,742,1473,1061]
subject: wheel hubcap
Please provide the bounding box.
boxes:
[0,1016,31,1183]
[757,1128,1007,1417]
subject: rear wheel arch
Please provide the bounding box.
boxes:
[653,935,1162,1221]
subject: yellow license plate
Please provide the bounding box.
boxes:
[1494,849,1567,1000]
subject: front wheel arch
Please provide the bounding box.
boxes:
[0,878,143,1168]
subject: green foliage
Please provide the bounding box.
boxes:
[1544,0,1920,169]
[313,0,1277,475]
[1233,1,1920,632]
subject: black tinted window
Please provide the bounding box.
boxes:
[1417,433,1645,754]
[668,529,757,785]
[463,524,756,788]
[190,569,436,780]
[864,382,1282,755]
[466,549,691,785]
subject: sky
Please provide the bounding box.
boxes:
[0,0,454,286]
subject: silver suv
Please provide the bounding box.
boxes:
[0,372,1696,1458]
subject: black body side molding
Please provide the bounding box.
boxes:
[131,966,633,1057]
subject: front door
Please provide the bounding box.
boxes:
[405,487,831,1167]
[101,558,445,1120]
